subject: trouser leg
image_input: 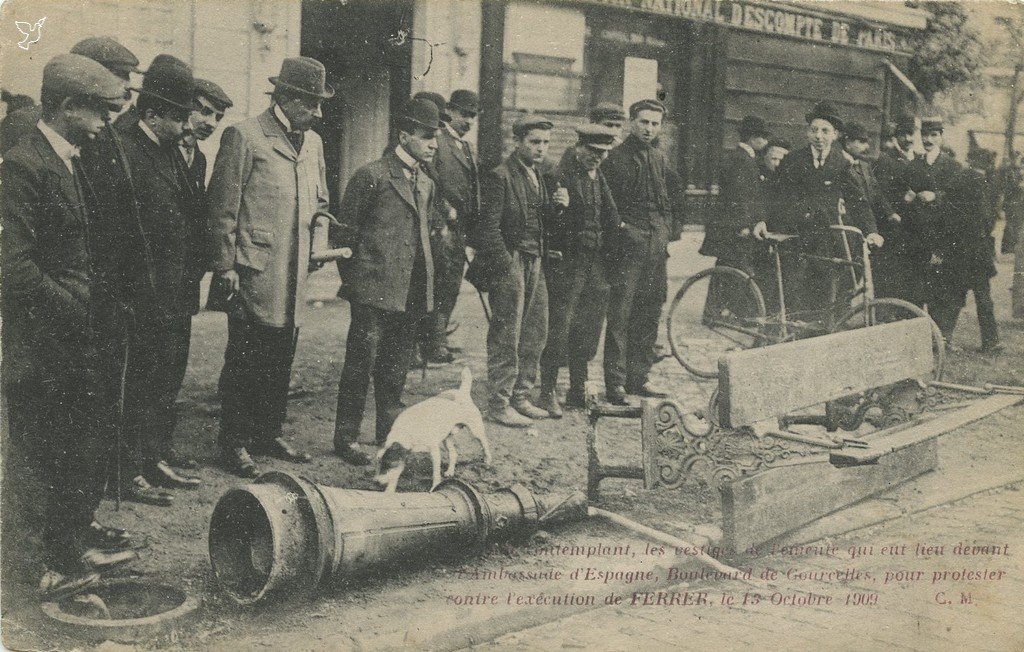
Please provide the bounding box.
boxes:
[373,311,419,443]
[334,302,387,448]
[486,252,527,411]
[255,324,297,445]
[512,253,548,403]
[604,256,643,390]
[973,275,999,348]
[625,250,667,389]
[539,259,580,392]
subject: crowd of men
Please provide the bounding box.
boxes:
[0,39,1017,600]
[703,103,1008,354]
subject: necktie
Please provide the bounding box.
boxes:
[286,129,304,154]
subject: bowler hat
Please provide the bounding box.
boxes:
[399,98,440,132]
[589,102,626,124]
[629,99,666,119]
[413,91,451,123]
[269,57,334,99]
[805,101,843,131]
[920,117,944,134]
[138,54,194,112]
[738,115,770,140]
[448,89,479,116]
[843,121,869,142]
[767,137,791,151]
[71,37,141,79]
[43,53,126,110]
[895,114,917,136]
[194,78,233,111]
[576,123,618,150]
[512,114,554,138]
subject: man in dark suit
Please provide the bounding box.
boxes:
[415,89,480,363]
[754,101,881,319]
[538,124,620,416]
[927,148,1001,353]
[2,54,138,599]
[871,116,918,304]
[110,55,205,501]
[331,98,440,465]
[601,99,676,404]
[468,115,568,426]
[699,115,770,315]
[180,78,232,194]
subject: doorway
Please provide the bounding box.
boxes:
[302,0,413,210]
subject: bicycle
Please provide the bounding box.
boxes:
[667,224,945,380]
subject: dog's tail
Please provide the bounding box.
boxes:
[459,366,473,395]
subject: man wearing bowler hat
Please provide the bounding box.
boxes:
[108,54,206,502]
[2,54,139,599]
[538,124,620,416]
[208,57,332,476]
[753,101,881,319]
[330,98,440,465]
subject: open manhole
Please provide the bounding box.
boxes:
[40,578,199,641]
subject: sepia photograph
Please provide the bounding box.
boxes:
[0,0,1022,649]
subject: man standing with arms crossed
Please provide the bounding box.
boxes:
[208,57,332,477]
[601,100,675,405]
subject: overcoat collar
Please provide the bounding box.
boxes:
[29,128,85,222]
[258,108,309,162]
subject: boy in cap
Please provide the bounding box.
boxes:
[331,98,440,464]
[181,78,232,194]
[538,124,620,415]
[209,57,332,476]
[468,114,568,426]
[753,101,881,320]
[601,99,675,404]
[700,115,770,317]
[2,53,138,598]
[760,137,790,180]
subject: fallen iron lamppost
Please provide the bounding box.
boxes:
[208,472,588,605]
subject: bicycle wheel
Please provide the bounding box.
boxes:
[667,266,767,379]
[836,298,946,380]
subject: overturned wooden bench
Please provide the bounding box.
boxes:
[586,318,1021,552]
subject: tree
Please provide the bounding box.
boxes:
[905,2,985,103]
[994,8,1024,162]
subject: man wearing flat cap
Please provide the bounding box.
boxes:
[96,54,207,503]
[754,101,880,319]
[842,121,898,237]
[331,98,440,465]
[468,114,568,426]
[181,78,232,195]
[415,89,480,364]
[601,99,675,405]
[1,36,138,155]
[537,124,620,416]
[2,54,138,599]
[208,56,332,476]
[700,115,770,317]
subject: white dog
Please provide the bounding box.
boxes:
[375,367,492,492]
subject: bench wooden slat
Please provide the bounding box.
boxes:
[719,318,935,428]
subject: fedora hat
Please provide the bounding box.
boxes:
[805,101,843,131]
[138,54,194,112]
[269,57,334,99]
[399,98,440,132]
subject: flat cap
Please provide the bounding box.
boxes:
[589,102,626,124]
[413,91,451,122]
[738,115,770,140]
[629,99,666,118]
[448,89,479,115]
[843,121,869,142]
[512,114,553,138]
[194,78,233,111]
[576,123,619,150]
[920,116,944,133]
[43,53,127,110]
[805,101,843,131]
[71,37,141,79]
